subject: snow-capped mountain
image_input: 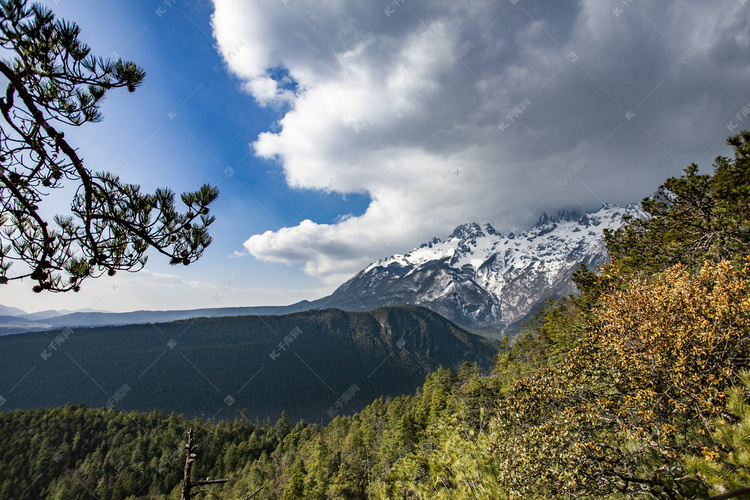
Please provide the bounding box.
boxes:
[320,204,644,334]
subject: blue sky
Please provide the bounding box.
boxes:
[1,0,749,313]
[2,0,364,312]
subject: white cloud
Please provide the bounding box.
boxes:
[244,76,295,106]
[213,0,750,283]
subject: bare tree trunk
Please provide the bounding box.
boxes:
[180,428,228,500]
[180,428,196,500]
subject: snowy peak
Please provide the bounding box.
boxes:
[448,222,501,241]
[556,209,583,222]
[449,222,485,241]
[417,237,443,250]
[364,204,643,276]
[330,204,644,333]
[534,209,591,229]
[535,212,552,227]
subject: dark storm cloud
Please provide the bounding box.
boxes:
[213,0,750,282]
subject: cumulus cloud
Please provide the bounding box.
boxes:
[244,75,296,106]
[212,0,750,283]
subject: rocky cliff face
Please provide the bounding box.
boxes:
[320,204,644,334]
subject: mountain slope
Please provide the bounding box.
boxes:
[0,306,498,423]
[0,305,27,316]
[316,204,643,335]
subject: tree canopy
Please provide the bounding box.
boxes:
[604,132,750,275]
[0,0,218,292]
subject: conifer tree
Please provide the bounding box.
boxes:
[605,132,750,275]
[0,0,218,292]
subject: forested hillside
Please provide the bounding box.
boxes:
[0,306,497,422]
[3,132,750,499]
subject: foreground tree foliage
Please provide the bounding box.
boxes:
[0,0,218,292]
[0,405,290,500]
[685,372,750,497]
[605,132,750,275]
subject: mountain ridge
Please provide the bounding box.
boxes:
[314,204,644,335]
[0,305,498,422]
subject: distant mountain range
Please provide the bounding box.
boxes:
[313,203,644,335]
[0,304,314,335]
[0,204,642,337]
[0,306,108,321]
[0,306,498,422]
